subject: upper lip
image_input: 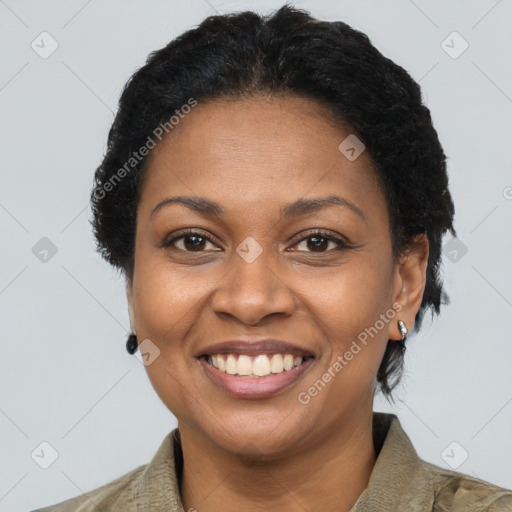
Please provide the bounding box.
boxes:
[196,338,316,358]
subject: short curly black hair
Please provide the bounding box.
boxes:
[90,3,456,401]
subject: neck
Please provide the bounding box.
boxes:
[178,407,377,512]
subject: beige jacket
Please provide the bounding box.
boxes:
[32,412,512,511]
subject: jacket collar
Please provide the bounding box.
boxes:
[136,412,435,512]
[348,412,436,511]
[136,427,184,511]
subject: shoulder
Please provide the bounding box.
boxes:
[30,429,182,512]
[29,464,147,512]
[421,460,512,511]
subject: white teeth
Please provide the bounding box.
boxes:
[225,354,238,375]
[252,355,271,376]
[270,354,284,373]
[207,353,308,377]
[283,354,294,371]
[237,355,252,375]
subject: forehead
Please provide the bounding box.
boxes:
[138,95,386,223]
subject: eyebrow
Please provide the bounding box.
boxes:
[149,194,366,223]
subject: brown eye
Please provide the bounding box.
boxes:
[302,236,331,252]
[162,230,220,252]
[179,235,210,251]
[290,230,351,253]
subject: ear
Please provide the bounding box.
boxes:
[389,233,429,340]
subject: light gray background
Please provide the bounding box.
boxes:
[1,1,511,510]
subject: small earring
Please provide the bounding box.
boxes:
[126,333,138,354]
[397,320,408,352]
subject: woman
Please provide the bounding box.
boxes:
[33,5,512,512]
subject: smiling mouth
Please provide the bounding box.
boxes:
[200,353,315,378]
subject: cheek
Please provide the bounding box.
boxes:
[310,256,391,329]
[132,259,208,420]
[133,256,210,344]
[307,255,393,375]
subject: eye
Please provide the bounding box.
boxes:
[161,228,351,254]
[162,230,220,252]
[289,229,351,253]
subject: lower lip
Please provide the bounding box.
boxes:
[199,357,315,399]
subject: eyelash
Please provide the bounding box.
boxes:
[161,228,352,253]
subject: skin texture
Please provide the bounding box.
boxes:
[126,94,429,512]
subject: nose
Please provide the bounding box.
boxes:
[210,246,296,326]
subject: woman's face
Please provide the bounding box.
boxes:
[128,95,427,456]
